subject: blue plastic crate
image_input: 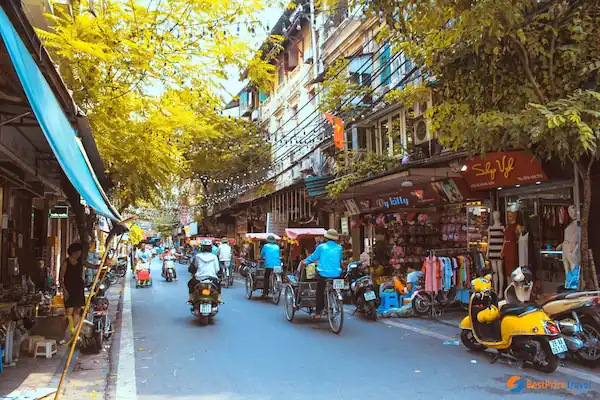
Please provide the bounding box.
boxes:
[378,291,399,313]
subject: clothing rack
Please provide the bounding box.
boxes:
[427,247,479,256]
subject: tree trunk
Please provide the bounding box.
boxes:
[580,161,599,289]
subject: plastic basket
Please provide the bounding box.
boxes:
[137,270,151,280]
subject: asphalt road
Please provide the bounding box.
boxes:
[125,260,599,400]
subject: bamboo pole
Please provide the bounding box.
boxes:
[53,217,134,400]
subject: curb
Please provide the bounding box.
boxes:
[105,277,127,400]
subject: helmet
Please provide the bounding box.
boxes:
[200,239,212,246]
[510,267,532,285]
[508,267,533,303]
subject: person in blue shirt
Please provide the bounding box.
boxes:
[260,235,281,298]
[302,229,343,320]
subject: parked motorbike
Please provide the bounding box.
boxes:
[115,256,128,277]
[459,271,565,373]
[81,283,111,354]
[540,291,600,367]
[162,260,176,282]
[344,261,379,321]
[190,279,220,323]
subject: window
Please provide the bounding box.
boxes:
[379,119,389,155]
[356,127,367,150]
[380,43,391,85]
[290,105,299,125]
[259,90,269,103]
[349,54,372,87]
[239,91,249,108]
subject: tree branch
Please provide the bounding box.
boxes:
[510,36,547,104]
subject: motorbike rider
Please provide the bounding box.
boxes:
[188,239,221,303]
[161,247,179,279]
[260,235,281,298]
[217,237,233,277]
[301,229,343,320]
[135,243,153,275]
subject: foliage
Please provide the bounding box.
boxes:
[127,224,144,245]
[367,0,600,287]
[38,0,276,208]
[326,150,397,198]
[318,58,373,114]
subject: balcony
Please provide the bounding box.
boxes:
[261,63,312,118]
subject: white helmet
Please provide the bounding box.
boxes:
[509,267,533,303]
[200,239,212,246]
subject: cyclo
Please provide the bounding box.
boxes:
[243,233,283,304]
[284,258,345,334]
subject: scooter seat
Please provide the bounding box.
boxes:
[500,303,538,317]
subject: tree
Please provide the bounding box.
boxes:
[128,224,144,246]
[366,0,600,289]
[38,0,276,208]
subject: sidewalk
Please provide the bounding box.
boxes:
[59,281,124,400]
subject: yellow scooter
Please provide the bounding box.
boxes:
[459,271,565,373]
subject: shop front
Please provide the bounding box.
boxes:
[343,168,489,305]
[461,151,578,297]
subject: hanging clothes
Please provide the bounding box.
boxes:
[421,256,441,293]
[518,232,529,267]
[503,224,519,276]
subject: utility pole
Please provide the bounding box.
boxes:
[309,0,320,79]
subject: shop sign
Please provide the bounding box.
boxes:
[344,186,440,215]
[340,217,349,234]
[461,151,547,190]
[49,206,68,219]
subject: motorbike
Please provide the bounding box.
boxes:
[190,279,220,323]
[113,256,128,278]
[459,271,566,373]
[81,283,111,354]
[344,261,379,321]
[162,260,176,282]
[540,291,600,366]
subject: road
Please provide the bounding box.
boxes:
[116,259,600,400]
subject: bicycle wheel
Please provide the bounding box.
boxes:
[284,285,295,321]
[326,286,343,334]
[245,275,253,299]
[272,274,282,305]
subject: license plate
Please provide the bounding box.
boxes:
[333,279,345,290]
[364,291,376,301]
[549,337,568,355]
[200,304,212,314]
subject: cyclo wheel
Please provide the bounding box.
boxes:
[245,274,253,299]
[272,274,282,305]
[326,285,343,334]
[284,285,295,322]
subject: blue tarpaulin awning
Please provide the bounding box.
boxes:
[0,6,120,221]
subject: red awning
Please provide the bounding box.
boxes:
[285,228,327,239]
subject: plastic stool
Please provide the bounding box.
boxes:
[33,339,57,359]
[24,335,45,355]
[378,291,399,313]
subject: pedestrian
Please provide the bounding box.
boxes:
[301,229,343,320]
[59,243,86,343]
[260,235,281,298]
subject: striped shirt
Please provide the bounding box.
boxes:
[488,226,504,260]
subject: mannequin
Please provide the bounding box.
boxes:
[487,211,505,298]
[557,205,579,276]
[502,211,522,281]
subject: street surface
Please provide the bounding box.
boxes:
[116,259,600,400]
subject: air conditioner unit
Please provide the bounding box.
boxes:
[413,91,433,118]
[413,117,430,146]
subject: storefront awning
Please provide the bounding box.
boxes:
[285,228,327,239]
[0,6,120,221]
